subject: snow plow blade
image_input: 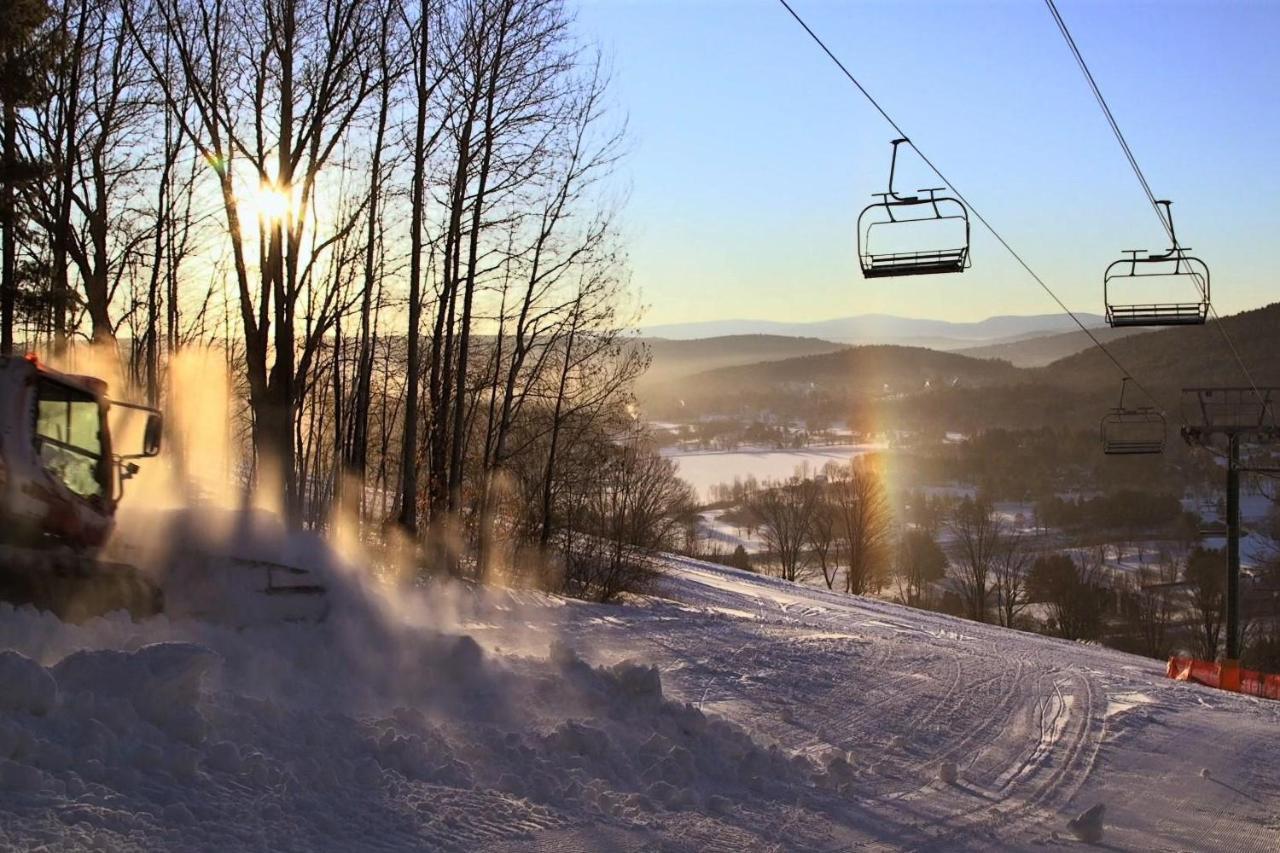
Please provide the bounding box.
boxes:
[164,554,330,626]
[113,506,333,627]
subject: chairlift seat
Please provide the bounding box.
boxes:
[1106,302,1208,328]
[1104,436,1166,455]
[862,248,968,278]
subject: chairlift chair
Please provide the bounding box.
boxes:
[857,139,971,278]
[1104,201,1209,327]
[1101,378,1166,455]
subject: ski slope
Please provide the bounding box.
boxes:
[0,554,1276,851]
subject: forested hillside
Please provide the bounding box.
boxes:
[643,304,1280,433]
[636,335,847,391]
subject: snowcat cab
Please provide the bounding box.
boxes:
[0,353,164,619]
[857,138,971,278]
[1104,201,1208,327]
[0,353,330,625]
[1100,378,1165,455]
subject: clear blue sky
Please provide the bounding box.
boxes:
[575,0,1280,326]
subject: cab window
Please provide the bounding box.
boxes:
[34,379,105,500]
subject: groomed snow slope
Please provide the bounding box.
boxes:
[0,555,1277,852]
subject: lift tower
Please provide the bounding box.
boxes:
[1181,388,1280,660]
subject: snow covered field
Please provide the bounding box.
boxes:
[664,444,884,501]
[697,509,767,555]
[1,555,1278,851]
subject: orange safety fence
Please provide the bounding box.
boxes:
[1167,656,1280,701]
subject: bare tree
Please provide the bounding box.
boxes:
[398,0,439,534]
[1184,546,1225,660]
[831,462,892,596]
[808,498,839,590]
[12,0,646,583]
[947,496,1002,623]
[1028,549,1106,641]
[559,426,693,602]
[136,0,380,518]
[750,476,816,583]
[894,527,946,609]
[1119,550,1180,660]
[992,530,1031,629]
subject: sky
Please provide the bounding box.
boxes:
[574,0,1280,327]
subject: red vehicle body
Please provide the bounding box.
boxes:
[0,354,162,618]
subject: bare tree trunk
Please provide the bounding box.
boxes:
[399,0,430,534]
[0,101,15,355]
[447,11,508,540]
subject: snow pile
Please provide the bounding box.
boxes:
[0,572,840,852]
[0,639,219,826]
[537,640,829,813]
[0,650,57,716]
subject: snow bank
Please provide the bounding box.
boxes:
[0,650,56,716]
[0,564,838,852]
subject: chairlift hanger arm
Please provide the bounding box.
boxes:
[887,138,909,199]
[1155,200,1178,249]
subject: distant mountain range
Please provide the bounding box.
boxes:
[684,344,1024,396]
[638,302,1280,431]
[638,313,1108,350]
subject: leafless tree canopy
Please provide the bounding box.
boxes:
[947,496,1004,623]
[749,477,817,584]
[0,0,691,595]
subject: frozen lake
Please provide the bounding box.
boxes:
[663,443,885,501]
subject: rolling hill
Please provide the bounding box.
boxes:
[1040,302,1280,394]
[638,303,1280,431]
[639,344,1027,422]
[639,312,1107,348]
[688,344,1023,394]
[955,325,1152,367]
[636,335,848,392]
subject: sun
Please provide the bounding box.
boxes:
[252,181,294,224]
[238,178,296,230]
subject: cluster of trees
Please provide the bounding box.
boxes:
[699,426,1211,517]
[710,470,1275,667]
[0,0,694,598]
[1035,490,1187,534]
[656,420,861,456]
[745,462,893,594]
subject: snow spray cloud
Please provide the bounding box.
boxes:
[40,344,566,722]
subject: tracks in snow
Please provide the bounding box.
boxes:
[645,558,1110,849]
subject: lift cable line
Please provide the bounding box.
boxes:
[1043,0,1172,257]
[774,0,1164,413]
[1043,0,1263,406]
